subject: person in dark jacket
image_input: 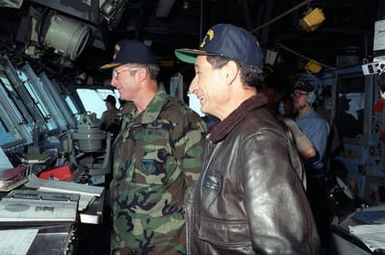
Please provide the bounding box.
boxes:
[175,23,320,255]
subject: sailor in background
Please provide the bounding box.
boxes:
[100,95,120,134]
[293,76,331,247]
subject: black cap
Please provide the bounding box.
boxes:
[104,95,116,105]
[175,24,263,67]
[100,39,157,69]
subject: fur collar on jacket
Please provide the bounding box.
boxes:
[210,93,268,143]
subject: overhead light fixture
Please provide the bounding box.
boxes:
[304,59,322,74]
[100,0,129,30]
[299,7,325,32]
[42,13,91,60]
[19,7,91,61]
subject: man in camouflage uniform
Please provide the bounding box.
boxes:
[101,39,207,254]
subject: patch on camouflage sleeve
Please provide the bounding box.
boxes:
[141,159,158,174]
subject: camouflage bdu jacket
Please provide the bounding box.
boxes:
[110,89,207,255]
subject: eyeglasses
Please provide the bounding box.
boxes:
[292,91,309,97]
[112,68,140,79]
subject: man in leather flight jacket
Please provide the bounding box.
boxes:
[175,24,320,254]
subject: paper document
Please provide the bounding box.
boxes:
[349,224,385,252]
[0,228,38,255]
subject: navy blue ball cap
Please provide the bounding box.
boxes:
[104,95,116,104]
[175,24,264,67]
[100,39,157,69]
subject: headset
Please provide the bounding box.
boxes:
[295,73,321,104]
[307,87,317,104]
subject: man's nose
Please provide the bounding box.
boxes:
[110,77,118,88]
[189,77,198,93]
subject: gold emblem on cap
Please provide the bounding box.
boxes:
[200,29,215,48]
[112,43,121,60]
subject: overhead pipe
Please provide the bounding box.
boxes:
[251,0,314,34]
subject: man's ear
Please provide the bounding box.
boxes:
[224,61,238,86]
[136,68,147,82]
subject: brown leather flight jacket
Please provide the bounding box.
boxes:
[185,94,320,255]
